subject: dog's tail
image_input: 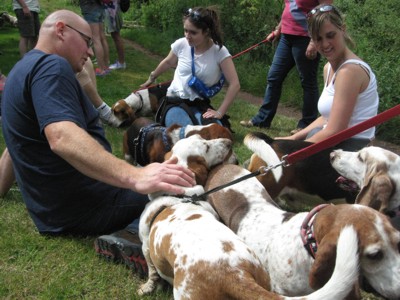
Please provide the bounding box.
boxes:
[286,225,359,300]
[244,132,283,181]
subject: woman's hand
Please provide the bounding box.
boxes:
[203,108,223,119]
[140,71,156,88]
[306,41,318,60]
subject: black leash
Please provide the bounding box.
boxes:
[187,164,284,203]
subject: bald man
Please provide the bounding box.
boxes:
[1,10,194,275]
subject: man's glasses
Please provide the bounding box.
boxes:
[65,24,93,48]
[307,5,337,19]
[185,8,202,22]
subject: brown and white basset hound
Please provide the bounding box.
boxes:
[123,119,237,166]
[245,132,356,202]
[111,83,169,127]
[330,146,400,230]
[138,135,360,300]
[205,145,400,299]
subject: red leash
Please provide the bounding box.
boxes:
[282,104,400,166]
[133,39,271,93]
[231,38,269,59]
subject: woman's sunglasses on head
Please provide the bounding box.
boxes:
[307,5,339,19]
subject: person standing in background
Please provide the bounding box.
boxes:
[240,0,333,134]
[12,0,41,57]
[79,0,110,76]
[104,0,126,70]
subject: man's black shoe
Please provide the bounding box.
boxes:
[94,230,148,278]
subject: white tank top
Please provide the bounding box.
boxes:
[318,59,379,139]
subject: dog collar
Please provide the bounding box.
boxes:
[133,124,172,166]
[134,91,144,113]
[179,126,186,139]
[300,204,331,259]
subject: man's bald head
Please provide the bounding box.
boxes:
[35,10,93,73]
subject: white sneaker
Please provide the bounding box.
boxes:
[109,61,126,70]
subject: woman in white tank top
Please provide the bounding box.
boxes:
[278,4,379,150]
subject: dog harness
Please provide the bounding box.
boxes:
[132,124,172,166]
[300,203,331,259]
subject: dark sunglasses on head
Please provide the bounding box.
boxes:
[185,8,202,22]
[307,5,338,19]
[65,24,93,48]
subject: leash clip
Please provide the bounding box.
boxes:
[281,154,290,167]
[258,158,287,176]
[182,194,206,204]
[258,165,273,176]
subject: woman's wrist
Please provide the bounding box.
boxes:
[216,110,223,118]
[149,71,156,82]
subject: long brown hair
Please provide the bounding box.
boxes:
[183,6,223,49]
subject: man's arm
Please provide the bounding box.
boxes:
[44,121,195,195]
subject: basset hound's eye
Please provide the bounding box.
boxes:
[357,153,364,162]
[366,249,383,261]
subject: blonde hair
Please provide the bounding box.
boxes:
[307,5,355,48]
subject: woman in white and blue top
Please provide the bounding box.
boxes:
[279,4,379,151]
[140,6,240,130]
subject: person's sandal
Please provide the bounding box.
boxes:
[94,230,148,278]
[240,120,254,127]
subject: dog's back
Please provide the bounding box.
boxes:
[246,132,356,202]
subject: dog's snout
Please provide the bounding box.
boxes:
[330,151,336,162]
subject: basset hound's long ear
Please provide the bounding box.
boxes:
[164,151,173,161]
[310,229,361,300]
[356,162,393,213]
[187,156,209,186]
[309,230,339,289]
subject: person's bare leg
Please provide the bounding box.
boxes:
[19,36,29,57]
[100,23,110,67]
[111,31,125,64]
[90,23,108,71]
[0,148,16,197]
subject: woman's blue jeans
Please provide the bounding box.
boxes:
[251,34,320,128]
[165,106,222,127]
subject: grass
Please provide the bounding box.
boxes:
[0,3,385,300]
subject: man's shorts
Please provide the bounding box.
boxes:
[105,7,123,33]
[81,6,105,24]
[14,9,40,38]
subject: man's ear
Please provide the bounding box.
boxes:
[55,21,66,40]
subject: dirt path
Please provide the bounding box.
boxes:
[124,39,400,155]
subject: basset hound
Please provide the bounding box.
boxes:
[138,135,359,300]
[205,165,400,299]
[245,132,356,202]
[123,119,237,166]
[330,146,400,230]
[111,83,169,127]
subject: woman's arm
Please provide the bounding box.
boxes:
[140,50,178,87]
[203,56,240,119]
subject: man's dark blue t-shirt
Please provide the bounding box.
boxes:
[2,50,121,233]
